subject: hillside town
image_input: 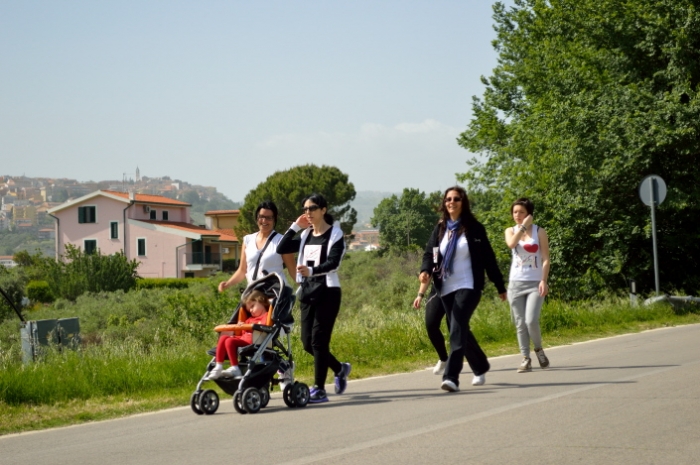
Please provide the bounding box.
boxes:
[0,171,380,271]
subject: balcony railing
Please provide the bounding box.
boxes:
[185,252,221,266]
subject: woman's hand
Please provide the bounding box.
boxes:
[295,215,311,229]
[539,281,549,297]
[522,214,533,228]
[498,292,507,301]
[412,295,423,309]
[419,271,430,284]
[218,281,228,293]
[297,265,311,277]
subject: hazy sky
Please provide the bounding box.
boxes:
[1,1,508,202]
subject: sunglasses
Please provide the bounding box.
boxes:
[302,205,320,213]
[444,196,462,203]
[257,215,273,222]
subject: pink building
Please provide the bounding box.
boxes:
[48,190,237,278]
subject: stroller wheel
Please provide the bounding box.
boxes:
[190,391,204,415]
[283,383,296,408]
[259,386,270,408]
[292,383,310,408]
[242,387,262,414]
[198,389,219,415]
[233,390,248,415]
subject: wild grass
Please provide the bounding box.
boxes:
[1,250,698,435]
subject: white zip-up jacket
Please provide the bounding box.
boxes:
[277,222,346,288]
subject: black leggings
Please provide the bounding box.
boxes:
[425,290,449,361]
[299,287,342,389]
[441,288,489,385]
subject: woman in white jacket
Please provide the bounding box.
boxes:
[277,193,351,404]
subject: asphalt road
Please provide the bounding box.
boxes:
[3,324,699,465]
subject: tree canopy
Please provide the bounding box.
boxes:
[459,0,700,297]
[371,188,441,253]
[235,165,357,238]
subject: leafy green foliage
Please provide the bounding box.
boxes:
[370,188,441,252]
[26,280,53,303]
[135,278,207,290]
[0,268,27,322]
[459,0,700,298]
[36,245,140,301]
[235,164,357,238]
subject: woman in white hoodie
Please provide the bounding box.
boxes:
[277,193,351,404]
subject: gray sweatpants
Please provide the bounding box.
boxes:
[508,280,544,358]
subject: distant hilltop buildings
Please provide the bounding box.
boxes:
[0,169,227,232]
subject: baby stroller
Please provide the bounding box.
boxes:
[190,272,310,415]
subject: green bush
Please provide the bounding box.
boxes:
[222,259,237,272]
[135,278,206,290]
[37,245,140,300]
[26,280,54,303]
[0,268,27,323]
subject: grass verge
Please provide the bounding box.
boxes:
[2,297,699,436]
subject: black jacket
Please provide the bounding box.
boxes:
[421,219,506,295]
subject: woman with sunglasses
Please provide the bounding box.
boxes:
[419,186,507,392]
[277,193,351,404]
[218,200,296,292]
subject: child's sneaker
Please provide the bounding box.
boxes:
[206,365,223,380]
[223,366,242,378]
[309,386,329,403]
[517,357,532,373]
[334,362,352,394]
[277,368,292,391]
[432,360,446,375]
[535,348,550,368]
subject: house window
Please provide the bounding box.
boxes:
[78,206,96,224]
[137,238,146,256]
[110,221,119,239]
[150,209,156,220]
[84,239,97,255]
[162,211,169,221]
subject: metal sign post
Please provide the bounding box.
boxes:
[638,175,667,295]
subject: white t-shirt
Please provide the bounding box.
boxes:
[243,231,289,284]
[439,232,474,295]
[509,225,543,282]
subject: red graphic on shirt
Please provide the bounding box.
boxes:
[523,243,539,253]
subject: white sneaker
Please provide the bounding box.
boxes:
[517,357,532,373]
[206,365,223,380]
[441,380,459,392]
[432,360,446,375]
[471,374,485,386]
[222,366,242,378]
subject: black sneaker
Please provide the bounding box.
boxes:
[334,362,352,394]
[309,386,329,403]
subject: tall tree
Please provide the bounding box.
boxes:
[371,188,441,252]
[460,0,700,297]
[235,165,357,238]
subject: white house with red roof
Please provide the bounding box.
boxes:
[48,190,238,278]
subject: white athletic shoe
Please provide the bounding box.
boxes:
[432,360,446,375]
[206,365,223,380]
[222,366,242,378]
[471,374,485,386]
[441,380,459,392]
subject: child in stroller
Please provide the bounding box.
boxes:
[190,272,311,415]
[207,290,269,380]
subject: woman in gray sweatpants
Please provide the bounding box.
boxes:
[505,198,551,372]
